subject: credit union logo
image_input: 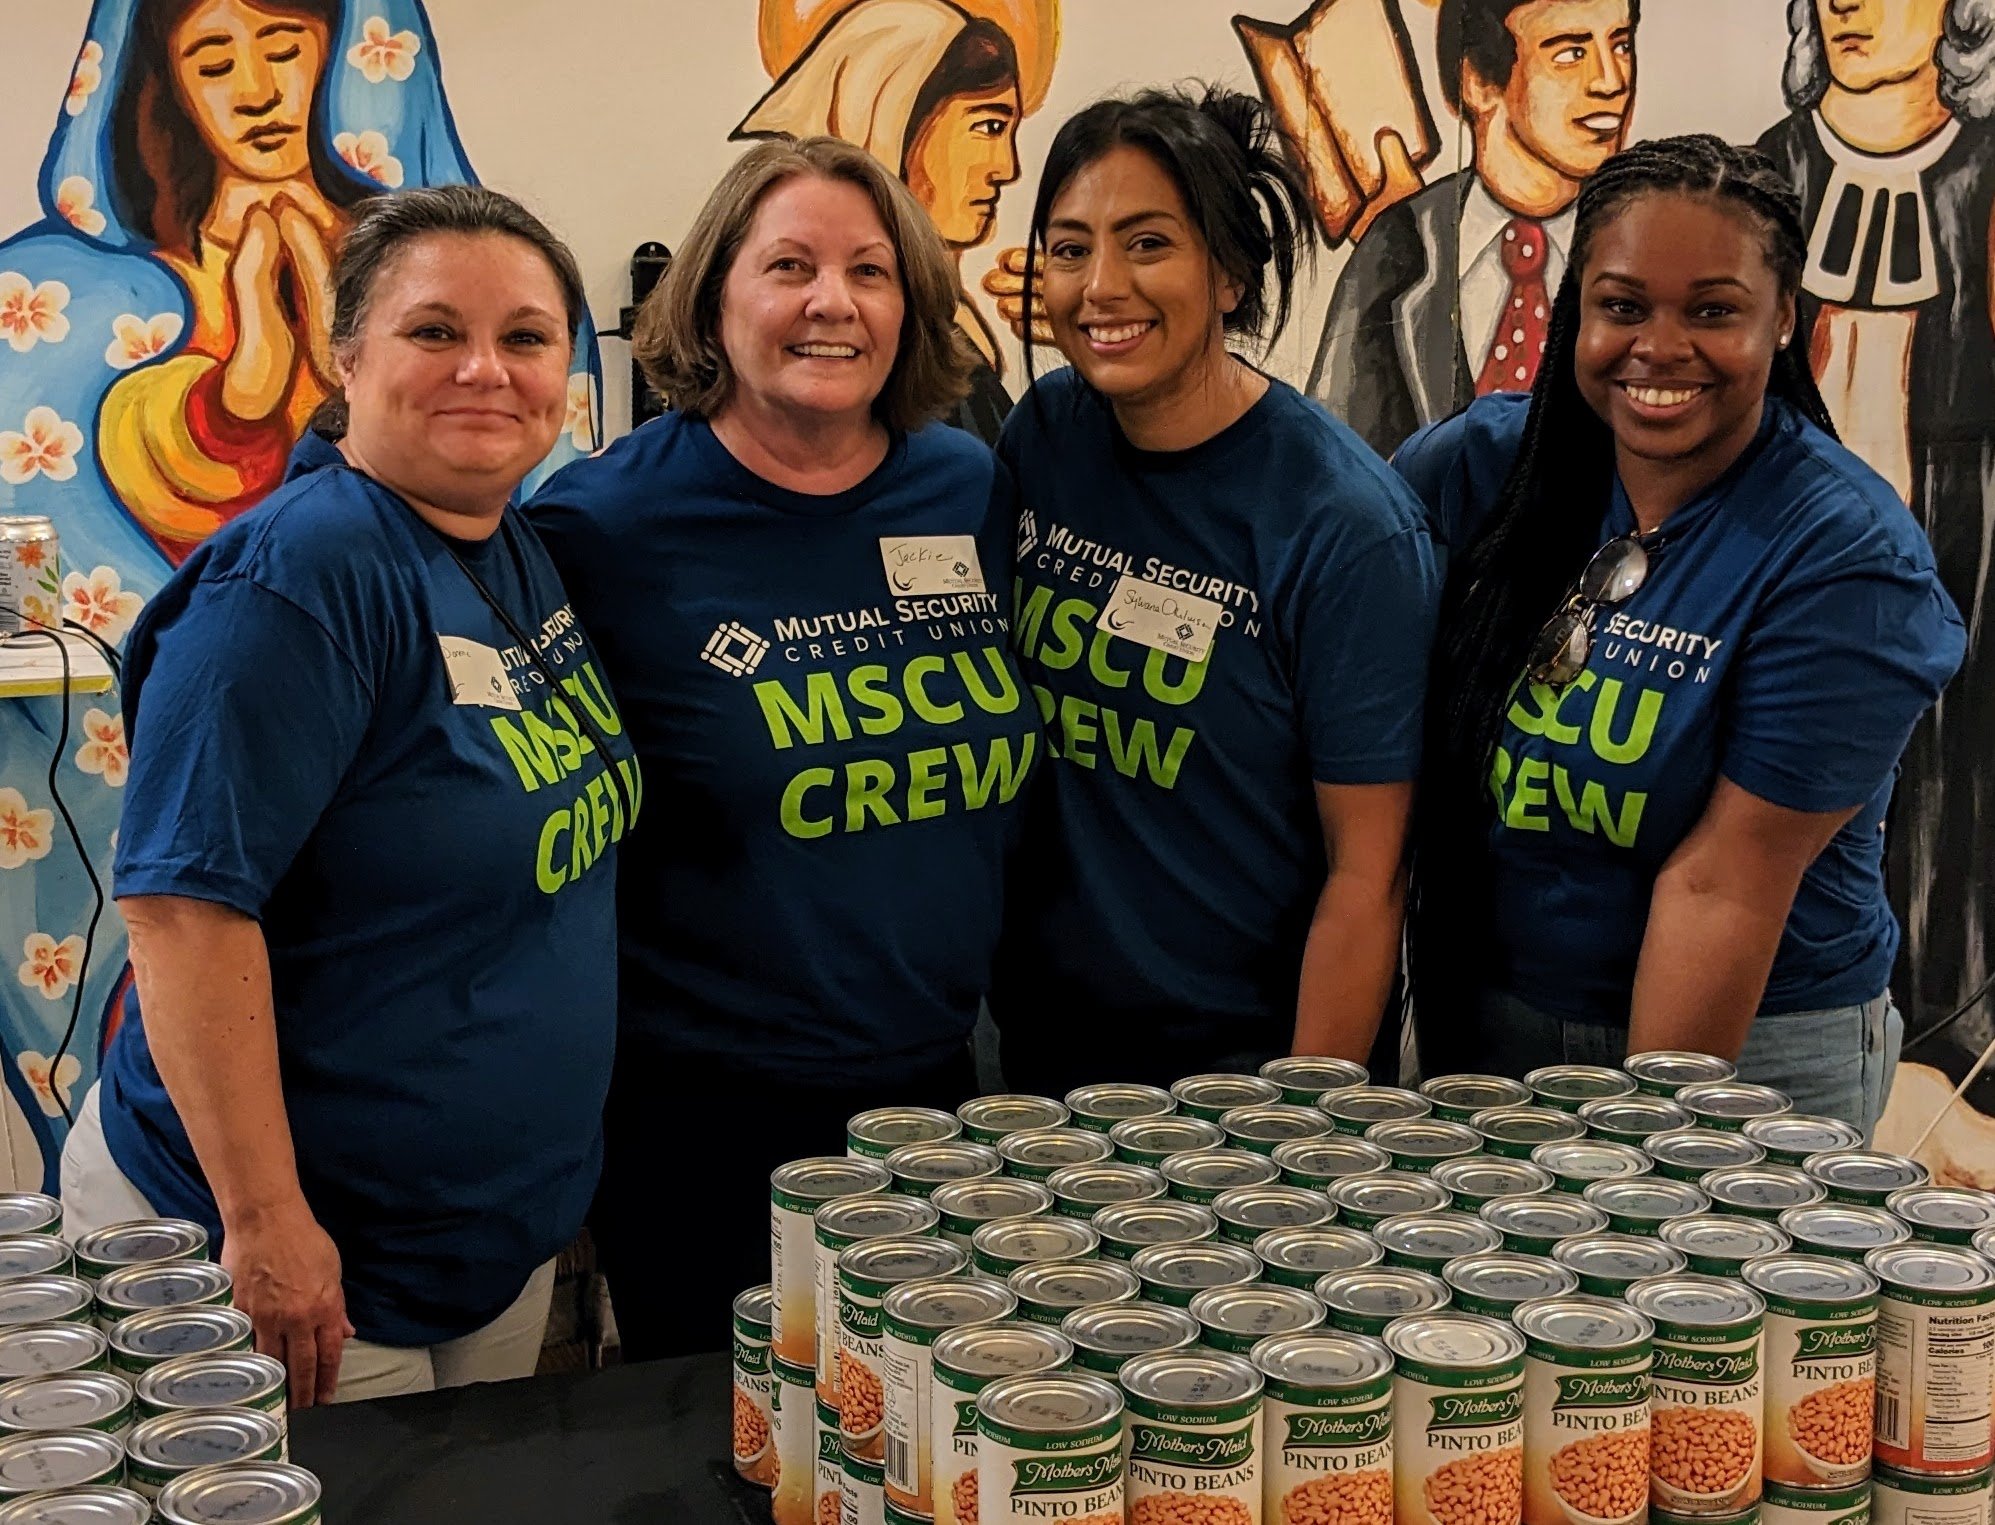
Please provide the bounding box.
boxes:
[700,620,770,677]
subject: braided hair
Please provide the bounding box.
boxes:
[1409,133,1837,1020]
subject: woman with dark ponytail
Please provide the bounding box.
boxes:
[1397,133,1964,1131]
[994,85,1441,1094]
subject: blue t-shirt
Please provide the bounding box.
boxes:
[528,413,1035,1083]
[1394,393,1965,1022]
[992,370,1441,1056]
[104,434,636,1347]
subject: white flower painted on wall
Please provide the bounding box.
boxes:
[0,407,85,485]
[65,42,102,118]
[347,17,421,83]
[565,373,598,452]
[0,275,70,353]
[54,178,105,238]
[0,790,53,871]
[61,568,143,643]
[16,935,85,1002]
[15,1052,80,1118]
[74,711,127,788]
[334,130,404,188]
[104,313,183,372]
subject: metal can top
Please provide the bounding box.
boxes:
[1888,1186,1995,1238]
[840,1235,972,1290]
[1865,1241,1995,1294]
[108,1308,251,1365]
[956,1095,1071,1138]
[1374,1212,1503,1261]
[1741,1114,1865,1160]
[1657,1214,1792,1262]
[0,1281,91,1327]
[1525,1065,1638,1108]
[0,1431,125,1495]
[1431,1157,1553,1199]
[1120,1348,1263,1408]
[1552,1235,1687,1283]
[1780,1203,1912,1254]
[887,1141,1005,1191]
[1622,1051,1738,1090]
[1046,1163,1167,1212]
[1130,1241,1263,1292]
[1804,1150,1931,1196]
[136,1353,285,1412]
[814,1193,940,1247]
[996,1128,1115,1174]
[127,1407,285,1473]
[1382,1312,1525,1368]
[968,1218,1096,1269]
[1060,1302,1201,1360]
[1419,1075,1533,1114]
[932,1177,1055,1226]
[0,520,57,536]
[1260,1056,1370,1098]
[1211,1186,1333,1235]
[1676,1081,1794,1124]
[1644,1128,1767,1172]
[1624,1273,1765,1329]
[0,1199,59,1240]
[931,1319,1074,1381]
[1700,1166,1827,1214]
[1189,1283,1324,1341]
[882,1274,1018,1332]
[1441,1254,1578,1305]
[847,1107,961,1155]
[1251,1329,1395,1392]
[1253,1227,1384,1277]
[1531,1140,1652,1183]
[95,1262,231,1320]
[769,1155,893,1207]
[0,1485,152,1525]
[1317,1086,1432,1126]
[1007,1260,1141,1314]
[1064,1083,1175,1127]
[1468,1106,1587,1146]
[1327,1171,1451,1218]
[0,1324,107,1380]
[72,1222,206,1272]
[974,1371,1122,1433]
[1109,1115,1225,1156]
[1171,1074,1282,1114]
[731,1284,773,1333]
[1092,1199,1219,1249]
[1364,1119,1484,1159]
[1220,1104,1333,1147]
[1316,1267,1451,1321]
[1512,1294,1653,1354]
[156,1463,321,1525]
[1577,1096,1693,1140]
[1160,1149,1281,1193]
[1976,1226,1995,1262]
[0,1375,130,1432]
[1583,1178,1711,1220]
[1269,1137,1392,1182]
[1739,1253,1878,1306]
[1479,1195,1611,1239]
[0,1240,72,1283]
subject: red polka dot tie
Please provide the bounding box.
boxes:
[1476,218,1551,397]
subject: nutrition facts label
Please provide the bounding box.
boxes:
[881,1336,926,1495]
[1875,1300,1993,1460]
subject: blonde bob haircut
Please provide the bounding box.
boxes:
[633,136,975,432]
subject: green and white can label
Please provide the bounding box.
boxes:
[1758,1479,1869,1525]
[1868,1465,1989,1525]
[1122,1352,1264,1525]
[976,1374,1125,1525]
[1255,1332,1394,1525]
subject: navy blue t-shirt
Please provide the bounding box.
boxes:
[104,435,636,1346]
[993,370,1441,1059]
[528,413,1035,1084]
[1395,393,1965,1022]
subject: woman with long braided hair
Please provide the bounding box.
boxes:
[1395,134,1964,1131]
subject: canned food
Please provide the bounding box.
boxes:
[125,1409,285,1503]
[1272,1138,1394,1190]
[1865,1244,1995,1475]
[1703,1168,1829,1223]
[1064,1084,1175,1133]
[773,1355,815,1525]
[932,1322,1073,1525]
[1756,1479,1869,1525]
[0,1486,152,1525]
[1420,1075,1534,1124]
[1111,1117,1229,1170]
[970,1218,1098,1281]
[1211,1185,1335,1246]
[0,1376,132,1441]
[1131,1242,1263,1309]
[816,1196,941,1405]
[848,1107,963,1161]
[1526,1066,1638,1113]
[134,1354,286,1430]
[1061,1303,1200,1377]
[107,1309,252,1378]
[1433,1158,1556,1212]
[0,1202,58,1243]
[1320,1087,1433,1136]
[975,1372,1125,1525]
[155,1464,319,1525]
[0,1431,124,1502]
[881,1277,1016,1517]
[816,1396,843,1525]
[734,1285,777,1487]
[1047,1163,1168,1220]
[1586,1178,1714,1236]
[1778,1207,1911,1266]
[772,1157,894,1368]
[0,1326,106,1381]
[0,1282,94,1333]
[1888,1188,1995,1248]
[1579,1095,1694,1146]
[958,1095,1071,1146]
[1222,1104,1334,1155]
[840,1239,973,1465]
[0,519,59,641]
[1677,1085,1794,1133]
[1470,1107,1589,1161]
[1976,1225,1995,1264]
[1173,1075,1284,1124]
[1553,1234,1688,1299]
[997,1129,1116,1183]
[1869,1463,1989,1525]
[1189,1283,1325,1354]
[1161,1149,1282,1206]
[93,1262,231,1332]
[1648,1131,1769,1183]
[1328,1172,1453,1234]
[1741,1255,1877,1490]
[843,1448,885,1525]
[1625,1274,1767,1514]
[1252,1331,1395,1525]
[1624,1052,1739,1096]
[0,1240,72,1287]
[1007,1261,1139,1328]
[1254,1228,1385,1289]
[1366,1120,1485,1174]
[1376,1213,1505,1274]
[1480,1196,1612,1258]
[1515,1296,1653,1525]
[1385,1314,1527,1525]
[1531,1140,1653,1193]
[1316,1267,1451,1335]
[1742,1117,1866,1169]
[1121,1350,1263,1524]
[1659,1217,1794,1277]
[1441,1256,1579,1321]
[933,1178,1056,1250]
[1262,1056,1371,1107]
[70,1223,206,1291]
[1093,1201,1221,1262]
[1806,1155,1930,1211]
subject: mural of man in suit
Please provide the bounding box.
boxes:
[1308,0,1638,455]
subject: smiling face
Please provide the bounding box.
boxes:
[1471,0,1636,186]
[716,174,906,430]
[1041,145,1241,416]
[1815,0,1947,93]
[904,83,1023,248]
[1573,191,1794,473]
[168,0,328,183]
[338,232,573,514]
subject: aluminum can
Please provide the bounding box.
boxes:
[107,1308,252,1378]
[931,1322,1073,1525]
[1172,1075,1283,1124]
[848,1107,962,1161]
[1270,1138,1392,1190]
[0,1486,152,1525]
[1328,1172,1452,1234]
[1221,1104,1334,1157]
[1420,1075,1533,1125]
[733,1284,777,1487]
[1516,1295,1653,1525]
[0,1201,59,1241]
[1110,1117,1227,1170]
[1319,1087,1432,1137]
[1741,1255,1877,1490]
[970,1217,1097,1281]
[975,1372,1125,1525]
[0,1375,132,1441]
[932,1179,1054,1251]
[1673,1085,1793,1133]
[1254,1227,1384,1290]
[0,1241,72,1288]
[1375,1212,1505,1274]
[773,1355,815,1525]
[1442,1255,1578,1321]
[1702,1168,1829,1224]
[881,1277,1016,1517]
[816,1196,941,1406]
[839,1239,971,1462]
[1624,1052,1738,1097]
[1525,1066,1638,1113]
[956,1096,1070,1146]
[997,1129,1115,1183]
[1252,1331,1394,1525]
[1778,1207,1911,1267]
[1007,1261,1139,1329]
[1060,1303,1199,1378]
[1480,1195,1611,1258]
[1366,1120,1484,1174]
[155,1463,319,1525]
[1869,1463,1988,1525]
[1122,1350,1264,1525]
[1648,1131,1769,1183]
[1587,1178,1714,1236]
[1092,1201,1220,1262]
[816,1397,843,1525]
[1885,1188,1995,1248]
[0,1326,106,1381]
[1261,1057,1370,1107]
[1471,1107,1589,1161]
[1131,1241,1263,1309]
[843,1448,885,1525]
[1189,1283,1325,1355]
[1660,1217,1794,1277]
[1626,1274,1767,1515]
[1315,1267,1451,1336]
[1434,1158,1556,1212]
[1580,1095,1694,1147]
[1756,1479,1869,1525]
[71,1223,207,1291]
[1805,1155,1930,1212]
[0,520,58,640]
[1161,1150,1282,1207]
[93,1262,230,1332]
[1864,1243,1995,1475]
[772,1157,894,1368]
[1212,1186,1334,1247]
[1385,1313,1527,1525]
[125,1408,285,1503]
[887,1143,1005,1200]
[1045,1163,1167,1221]
[1063,1084,1175,1134]
[134,1353,287,1432]
[1553,1234,1689,1299]
[0,1282,93,1333]
[1741,1118,1865,1170]
[0,1431,124,1501]
[1532,1140,1653,1194]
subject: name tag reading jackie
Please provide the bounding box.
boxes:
[1097,574,1222,662]
[879,535,986,595]
[437,635,521,710]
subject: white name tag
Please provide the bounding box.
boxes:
[879,535,986,595]
[437,635,520,710]
[1097,575,1223,662]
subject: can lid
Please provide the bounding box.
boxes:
[1576,1097,1692,1135]
[932,1319,1074,1378]
[155,1463,321,1525]
[1045,1163,1166,1208]
[1740,1114,1865,1156]
[72,1222,205,1267]
[1552,1235,1687,1282]
[1220,1105,1332,1144]
[1253,1227,1384,1274]
[1250,1330,1393,1387]
[956,1095,1071,1136]
[95,1262,230,1315]
[1531,1141,1651,1180]
[1419,1075,1533,1111]
[1170,1074,1283,1111]
[1479,1195,1610,1237]
[1007,1261,1141,1310]
[1582,1179,1711,1216]
[847,1107,961,1149]
[1063,1084,1175,1123]
[1779,1204,1911,1249]
[1512,1294,1653,1350]
[1092,1200,1219,1245]
[1644,1129,1767,1170]
[1700,1166,1826,1210]
[1260,1057,1370,1094]
[1110,1116,1225,1154]
[1382,1313,1525,1366]
[0,1375,130,1430]
[0,1241,71,1283]
[127,1407,285,1470]
[1739,1253,1878,1302]
[0,1484,153,1525]
[1524,1066,1638,1103]
[0,1324,108,1379]
[1059,1302,1201,1355]
[1316,1267,1451,1318]
[109,1308,252,1363]
[0,1199,60,1239]
[1120,1349,1263,1406]
[1160,1150,1281,1191]
[770,1156,894,1201]
[137,1353,286,1410]
[1441,1254,1578,1303]
[1319,1087,1432,1123]
[0,1281,91,1325]
[1622,1052,1737,1087]
[1624,1273,1765,1325]
[841,1235,971,1284]
[1886,1186,1995,1233]
[1187,1284,1324,1337]
[1327,1172,1452,1216]
[1130,1241,1263,1290]
[814,1194,940,1242]
[967,1218,1096,1265]
[1866,1242,1995,1291]
[932,1178,1056,1222]
[1468,1107,1587,1144]
[975,1372,1122,1431]
[883,1275,1018,1329]
[1268,1138,1392,1179]
[997,1129,1116,1171]
[1804,1150,1931,1193]
[1210,1186,1332,1232]
[0,1430,125,1491]
[1433,1158,1555,1197]
[1374,1213,1502,1259]
[1657,1215,1792,1260]
[733,1284,775,1331]
[1364,1120,1483,1155]
[1676,1082,1793,1120]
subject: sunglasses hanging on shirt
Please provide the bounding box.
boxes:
[1526,533,1660,687]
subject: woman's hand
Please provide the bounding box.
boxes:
[275,200,336,388]
[222,1201,355,1408]
[221,203,297,422]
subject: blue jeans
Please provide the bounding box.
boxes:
[1439,991,1903,1138]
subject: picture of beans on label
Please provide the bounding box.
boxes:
[1627,1275,1766,1516]
[817,1398,846,1525]
[1742,1255,1877,1489]
[1385,1313,1527,1525]
[1516,1297,1653,1525]
[838,1238,969,1465]
[735,1285,779,1490]
[1253,1330,1394,1525]
[1122,1350,1265,1525]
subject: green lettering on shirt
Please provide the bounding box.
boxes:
[754,672,853,750]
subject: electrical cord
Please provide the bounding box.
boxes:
[1901,968,1995,1058]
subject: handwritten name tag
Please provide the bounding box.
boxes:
[437,635,521,710]
[879,535,986,595]
[1096,575,1222,662]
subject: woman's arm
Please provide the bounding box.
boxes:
[1294,780,1414,1060]
[1626,778,1858,1057]
[121,894,352,1408]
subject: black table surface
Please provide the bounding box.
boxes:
[289,1351,768,1525]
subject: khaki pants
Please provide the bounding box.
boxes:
[61,1083,554,1403]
